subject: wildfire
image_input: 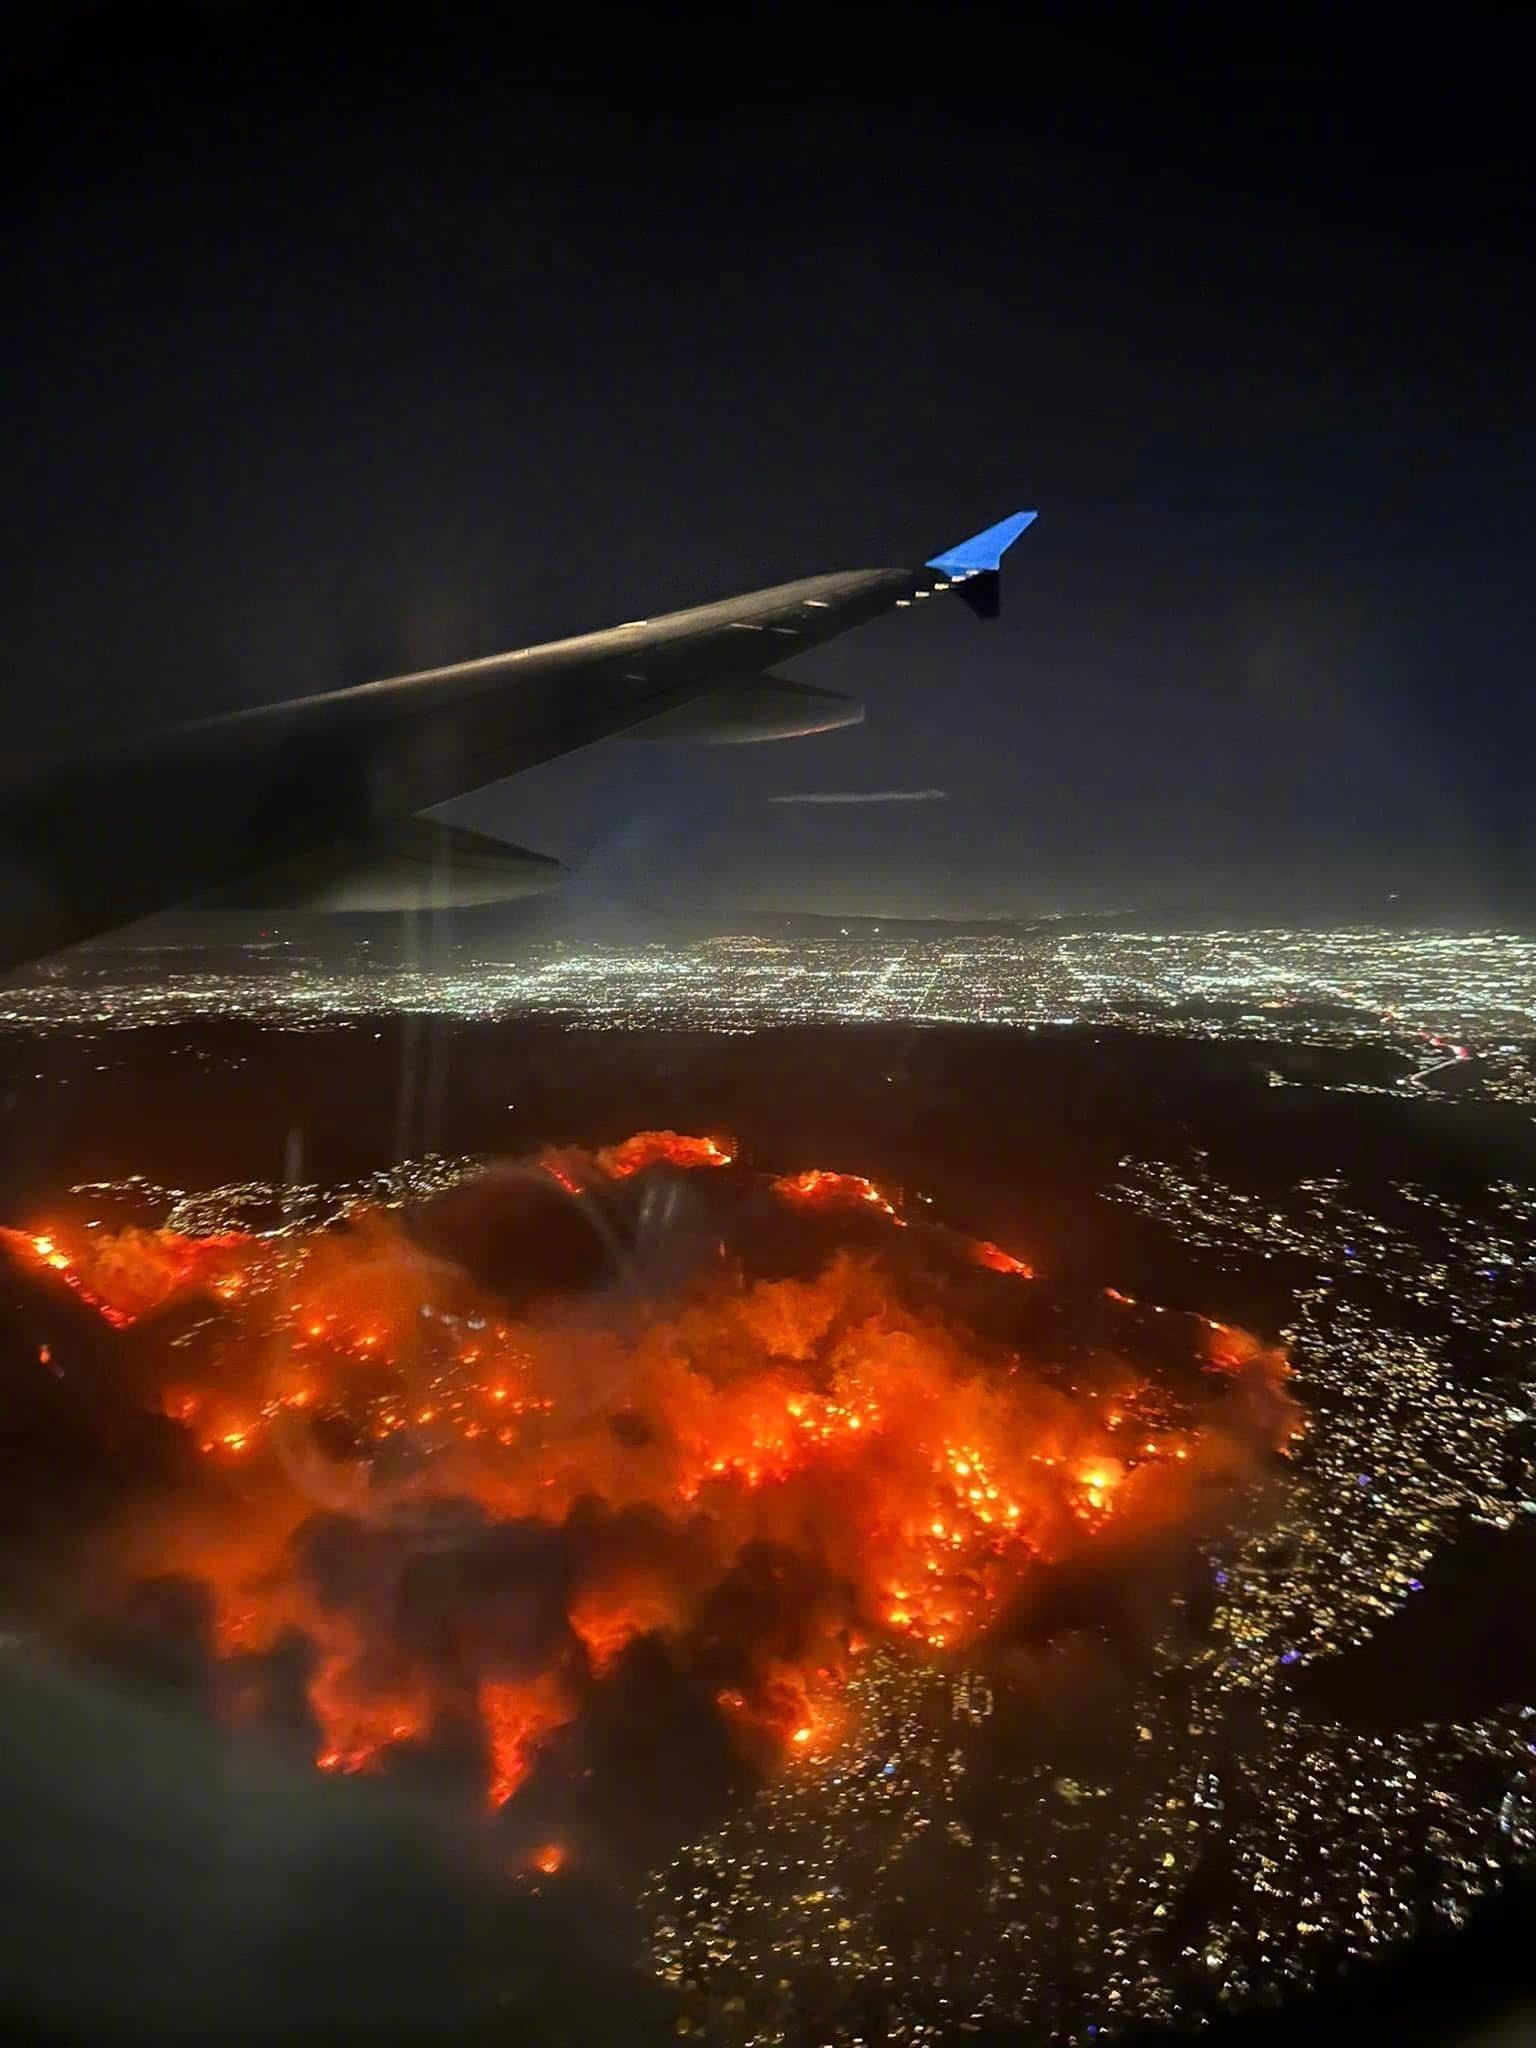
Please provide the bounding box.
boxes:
[570,1576,684,1676]
[537,1128,734,1196]
[770,1168,901,1220]
[309,1635,433,1777]
[969,1239,1035,1279]
[481,1672,577,1810]
[0,1221,254,1328]
[1,1133,1294,1820]
[597,1130,735,1177]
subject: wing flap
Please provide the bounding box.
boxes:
[195,819,565,914]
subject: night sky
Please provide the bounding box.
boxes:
[6,9,1533,924]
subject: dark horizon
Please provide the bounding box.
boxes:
[6,8,1533,925]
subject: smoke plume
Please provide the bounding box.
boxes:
[1,1132,1295,1875]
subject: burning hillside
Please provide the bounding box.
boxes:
[1,1133,1294,1861]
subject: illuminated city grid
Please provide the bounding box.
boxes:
[642,1158,1536,2043]
[7,927,1536,1103]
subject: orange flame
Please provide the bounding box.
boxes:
[597,1130,735,1177]
[481,1672,577,1810]
[770,1169,901,1220]
[1,1222,253,1327]
[0,1135,1293,1815]
[969,1239,1035,1278]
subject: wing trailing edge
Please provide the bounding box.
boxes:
[194,818,565,914]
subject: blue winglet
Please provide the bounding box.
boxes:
[925,509,1038,576]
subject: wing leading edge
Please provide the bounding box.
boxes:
[0,509,1036,969]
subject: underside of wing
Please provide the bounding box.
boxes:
[0,508,1035,968]
[193,818,567,914]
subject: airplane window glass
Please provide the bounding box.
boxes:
[4,17,1533,2047]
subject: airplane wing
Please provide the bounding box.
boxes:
[0,509,1036,970]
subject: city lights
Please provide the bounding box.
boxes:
[5,926,1535,1112]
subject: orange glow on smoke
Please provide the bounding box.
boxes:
[969,1239,1035,1279]
[1,1222,254,1328]
[597,1129,735,1177]
[539,1128,734,1195]
[1,1134,1293,1817]
[481,1671,577,1809]
[770,1169,902,1220]
[312,1662,431,1776]
[570,1575,685,1676]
